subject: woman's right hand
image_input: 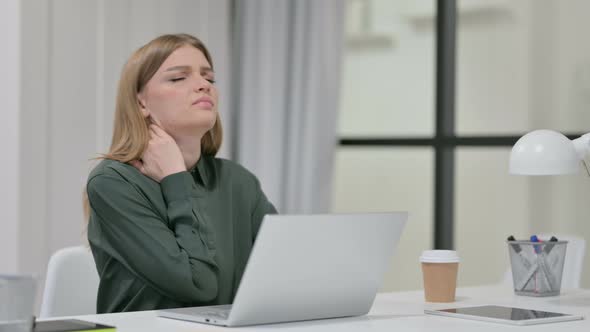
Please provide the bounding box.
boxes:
[130,124,186,183]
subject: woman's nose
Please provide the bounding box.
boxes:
[193,76,211,92]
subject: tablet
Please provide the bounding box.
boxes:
[424,305,584,326]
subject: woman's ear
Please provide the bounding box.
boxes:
[137,94,149,118]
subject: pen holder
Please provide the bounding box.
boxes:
[507,240,567,297]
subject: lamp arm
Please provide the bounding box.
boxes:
[572,133,590,176]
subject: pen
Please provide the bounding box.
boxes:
[515,261,539,291]
[530,235,542,254]
[543,236,559,254]
[531,235,554,292]
[545,236,563,273]
[507,236,531,269]
[507,235,521,252]
[508,236,536,291]
[544,236,560,289]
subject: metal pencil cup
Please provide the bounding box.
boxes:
[507,240,567,297]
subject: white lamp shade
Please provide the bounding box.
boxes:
[509,129,580,175]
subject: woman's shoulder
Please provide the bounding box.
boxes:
[88,159,140,184]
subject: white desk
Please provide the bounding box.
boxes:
[46,285,590,331]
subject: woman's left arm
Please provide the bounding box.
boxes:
[250,179,277,242]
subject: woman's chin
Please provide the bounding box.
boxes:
[176,121,216,136]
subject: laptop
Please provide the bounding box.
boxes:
[158,212,408,327]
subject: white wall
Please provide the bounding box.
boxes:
[0,0,20,274]
[13,0,231,312]
[18,0,50,284]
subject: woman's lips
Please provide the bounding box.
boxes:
[192,97,214,110]
[193,100,214,109]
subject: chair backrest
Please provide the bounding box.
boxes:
[40,246,99,318]
[502,234,586,289]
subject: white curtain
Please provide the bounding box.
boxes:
[232,0,345,214]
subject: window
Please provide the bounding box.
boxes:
[333,0,435,292]
[333,0,590,290]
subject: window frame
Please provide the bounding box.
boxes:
[338,0,584,249]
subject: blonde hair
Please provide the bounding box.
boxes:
[83,34,222,222]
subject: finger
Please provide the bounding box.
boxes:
[150,124,168,138]
[129,159,141,169]
[149,125,160,138]
[129,160,145,174]
[148,115,164,128]
[147,115,163,136]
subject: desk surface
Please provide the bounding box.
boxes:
[46,285,590,331]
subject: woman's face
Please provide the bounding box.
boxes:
[138,45,218,138]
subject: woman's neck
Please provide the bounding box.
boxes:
[174,135,202,171]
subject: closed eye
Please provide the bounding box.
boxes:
[170,77,186,82]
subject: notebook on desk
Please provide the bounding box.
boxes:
[158,212,408,327]
[33,319,115,332]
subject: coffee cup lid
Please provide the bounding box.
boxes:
[420,250,460,263]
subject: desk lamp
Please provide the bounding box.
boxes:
[509,129,590,176]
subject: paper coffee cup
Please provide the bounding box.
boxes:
[420,250,459,303]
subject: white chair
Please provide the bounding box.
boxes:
[503,234,586,289]
[40,246,99,317]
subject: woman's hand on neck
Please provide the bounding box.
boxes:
[148,115,202,172]
[129,124,189,183]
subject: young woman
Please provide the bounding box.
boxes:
[85,34,276,313]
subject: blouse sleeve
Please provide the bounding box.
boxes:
[249,177,278,242]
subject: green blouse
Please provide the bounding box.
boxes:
[86,155,277,313]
